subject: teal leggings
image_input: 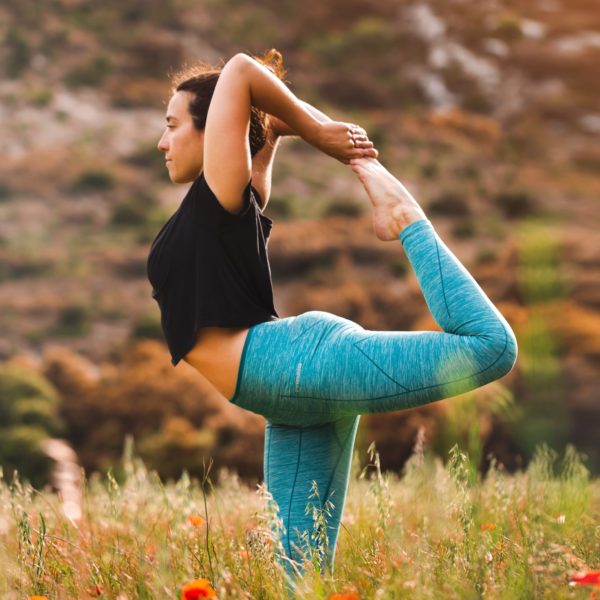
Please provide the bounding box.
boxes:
[229,219,517,581]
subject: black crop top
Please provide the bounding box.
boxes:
[146,173,279,366]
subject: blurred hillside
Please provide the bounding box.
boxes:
[0,0,598,483]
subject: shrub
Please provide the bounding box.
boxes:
[323,200,364,218]
[110,201,147,226]
[4,28,30,78]
[494,190,536,219]
[420,162,439,179]
[451,220,476,238]
[64,54,113,87]
[264,196,293,220]
[495,14,523,42]
[0,182,13,202]
[25,85,54,107]
[131,314,164,341]
[70,169,116,194]
[0,425,54,488]
[476,248,498,264]
[0,364,65,487]
[54,304,91,337]
[388,257,408,278]
[428,191,471,217]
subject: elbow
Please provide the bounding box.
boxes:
[226,53,254,74]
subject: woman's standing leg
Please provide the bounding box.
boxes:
[263,416,360,582]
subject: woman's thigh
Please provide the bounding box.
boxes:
[231,310,488,426]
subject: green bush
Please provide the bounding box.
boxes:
[70,169,116,194]
[0,425,54,488]
[494,190,536,219]
[4,28,30,78]
[495,15,523,42]
[54,304,91,337]
[0,364,65,488]
[476,248,498,264]
[131,314,164,341]
[0,182,13,202]
[110,201,147,226]
[323,200,364,218]
[0,364,60,424]
[428,191,471,217]
[420,162,439,179]
[25,85,54,107]
[264,196,293,220]
[451,220,476,238]
[64,54,113,88]
[388,257,408,278]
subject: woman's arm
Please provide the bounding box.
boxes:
[269,102,332,137]
[204,53,376,214]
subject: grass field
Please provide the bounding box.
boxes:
[1,442,599,599]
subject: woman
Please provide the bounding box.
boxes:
[147,50,518,584]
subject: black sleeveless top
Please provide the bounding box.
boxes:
[146,173,279,366]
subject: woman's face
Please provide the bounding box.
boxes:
[157,91,205,184]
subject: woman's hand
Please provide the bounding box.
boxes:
[307,121,378,164]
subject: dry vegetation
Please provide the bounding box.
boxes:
[0,0,599,486]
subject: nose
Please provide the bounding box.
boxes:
[157,131,168,152]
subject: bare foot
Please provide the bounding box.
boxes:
[350,157,427,241]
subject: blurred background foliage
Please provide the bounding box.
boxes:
[0,0,598,487]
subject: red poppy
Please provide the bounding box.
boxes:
[181,578,217,599]
[569,571,600,587]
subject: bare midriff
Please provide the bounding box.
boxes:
[183,326,250,401]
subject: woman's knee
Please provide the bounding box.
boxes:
[479,320,518,381]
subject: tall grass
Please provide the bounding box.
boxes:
[0,440,598,599]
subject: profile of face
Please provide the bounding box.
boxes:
[157,90,205,184]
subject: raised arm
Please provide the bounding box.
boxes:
[251,102,341,207]
[204,53,376,214]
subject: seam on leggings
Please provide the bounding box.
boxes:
[281,328,509,405]
[290,319,325,344]
[306,326,330,364]
[435,236,452,321]
[353,338,410,391]
[286,430,303,558]
[323,421,356,517]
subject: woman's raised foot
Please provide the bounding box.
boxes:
[350,157,427,241]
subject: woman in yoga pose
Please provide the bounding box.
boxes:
[147,49,518,585]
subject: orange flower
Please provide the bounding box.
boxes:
[181,578,217,599]
[480,522,496,532]
[87,583,104,596]
[188,515,206,528]
[29,596,49,600]
[328,592,360,600]
[569,571,600,587]
[239,549,250,560]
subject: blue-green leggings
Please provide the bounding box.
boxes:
[229,219,517,581]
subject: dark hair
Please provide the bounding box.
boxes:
[168,49,286,157]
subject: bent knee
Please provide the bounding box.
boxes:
[482,322,518,380]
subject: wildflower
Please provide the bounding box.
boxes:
[480,522,496,532]
[569,571,600,587]
[181,578,217,599]
[86,583,103,596]
[328,592,360,600]
[556,514,566,524]
[239,549,250,560]
[188,515,206,528]
[29,596,49,600]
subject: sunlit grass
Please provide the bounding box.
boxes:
[1,440,598,599]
